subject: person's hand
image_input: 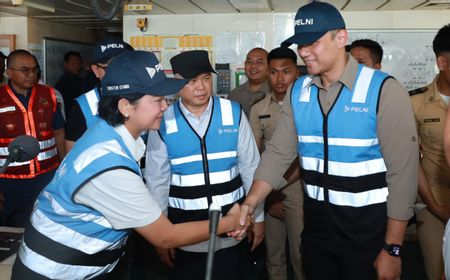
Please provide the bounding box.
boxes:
[374,249,401,280]
[247,222,264,251]
[265,191,286,220]
[268,201,285,220]
[227,203,254,240]
[225,203,251,233]
[155,247,176,267]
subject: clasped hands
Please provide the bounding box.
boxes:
[226,203,256,240]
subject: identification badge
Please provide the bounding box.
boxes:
[0,106,16,113]
[424,118,440,123]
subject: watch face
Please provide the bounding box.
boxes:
[384,243,401,257]
[390,245,401,256]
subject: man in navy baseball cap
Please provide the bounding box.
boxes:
[102,51,186,96]
[281,1,345,47]
[234,2,418,280]
[65,37,135,151]
[91,37,134,65]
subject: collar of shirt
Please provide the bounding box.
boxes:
[178,97,213,136]
[113,124,146,162]
[7,80,32,97]
[310,54,358,91]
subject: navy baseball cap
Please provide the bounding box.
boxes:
[170,50,217,79]
[91,37,134,65]
[102,51,187,97]
[281,2,346,47]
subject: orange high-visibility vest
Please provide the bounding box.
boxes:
[0,84,60,179]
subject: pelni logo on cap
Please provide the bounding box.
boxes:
[101,43,125,53]
[146,63,163,79]
[295,18,314,26]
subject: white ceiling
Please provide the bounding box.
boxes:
[0,0,448,32]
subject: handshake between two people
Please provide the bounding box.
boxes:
[225,202,263,251]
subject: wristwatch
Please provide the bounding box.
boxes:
[383,242,402,257]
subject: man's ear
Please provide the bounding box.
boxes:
[437,55,448,72]
[335,29,348,49]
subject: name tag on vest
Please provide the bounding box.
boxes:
[0,106,16,113]
[258,114,271,119]
[424,118,440,123]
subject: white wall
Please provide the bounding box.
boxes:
[124,9,450,51]
[0,15,28,50]
[123,9,450,90]
[28,18,101,45]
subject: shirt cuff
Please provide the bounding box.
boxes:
[253,203,264,223]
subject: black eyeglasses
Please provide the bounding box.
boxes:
[8,66,40,76]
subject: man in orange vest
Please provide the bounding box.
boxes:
[0,49,65,227]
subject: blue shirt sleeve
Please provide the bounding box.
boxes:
[52,105,65,130]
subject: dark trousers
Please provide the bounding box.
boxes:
[169,239,250,280]
[302,235,379,280]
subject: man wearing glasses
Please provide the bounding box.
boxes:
[0,49,65,227]
[65,37,133,151]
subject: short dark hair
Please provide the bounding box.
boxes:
[349,39,383,64]
[64,51,81,63]
[6,49,34,68]
[433,24,450,55]
[98,93,145,126]
[268,47,297,65]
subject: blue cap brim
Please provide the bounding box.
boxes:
[138,77,187,96]
[281,31,327,47]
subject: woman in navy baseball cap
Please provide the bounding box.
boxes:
[12,51,247,280]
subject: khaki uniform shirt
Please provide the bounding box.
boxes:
[249,92,282,149]
[254,56,419,220]
[411,76,450,183]
[228,80,271,117]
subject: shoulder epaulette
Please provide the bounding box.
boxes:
[409,86,428,97]
[249,94,266,108]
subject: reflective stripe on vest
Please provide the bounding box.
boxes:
[304,184,389,207]
[169,185,245,211]
[76,88,100,128]
[19,242,119,280]
[171,165,240,186]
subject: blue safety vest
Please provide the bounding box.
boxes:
[292,64,391,246]
[159,96,245,224]
[16,119,141,279]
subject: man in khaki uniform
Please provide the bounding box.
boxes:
[228,48,271,117]
[249,47,303,280]
[410,23,450,280]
